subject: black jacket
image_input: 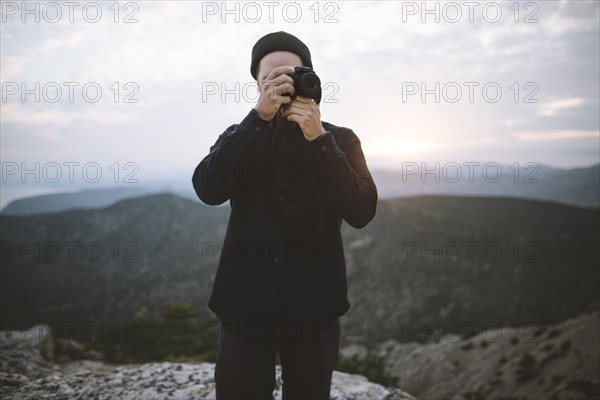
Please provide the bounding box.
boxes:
[192,108,378,323]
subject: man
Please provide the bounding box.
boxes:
[192,31,378,399]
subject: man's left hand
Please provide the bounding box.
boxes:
[281,96,326,141]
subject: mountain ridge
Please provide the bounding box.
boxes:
[2,193,597,346]
[3,163,598,215]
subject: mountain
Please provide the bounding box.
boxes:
[2,164,598,216]
[1,193,598,350]
[1,187,165,216]
[365,305,599,400]
[371,163,600,208]
[0,194,227,334]
[341,195,599,345]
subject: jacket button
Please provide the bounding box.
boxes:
[274,257,279,263]
[282,139,287,145]
[256,126,261,131]
[279,196,284,202]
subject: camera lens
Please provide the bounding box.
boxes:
[298,72,321,99]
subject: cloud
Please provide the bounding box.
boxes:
[0,1,598,172]
[537,97,587,116]
[1,102,134,127]
[363,137,440,157]
[39,31,85,53]
[503,118,527,127]
[512,130,599,141]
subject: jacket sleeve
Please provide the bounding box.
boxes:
[309,128,378,229]
[192,109,270,205]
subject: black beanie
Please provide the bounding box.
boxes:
[250,31,312,80]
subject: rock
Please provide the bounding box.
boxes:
[329,370,414,400]
[2,362,414,400]
[340,344,369,361]
[52,338,104,363]
[0,324,416,400]
[373,310,600,400]
[0,372,30,397]
[0,324,60,379]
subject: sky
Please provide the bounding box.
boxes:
[1,0,599,207]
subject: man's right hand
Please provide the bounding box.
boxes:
[254,66,296,122]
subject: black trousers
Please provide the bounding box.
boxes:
[214,318,341,399]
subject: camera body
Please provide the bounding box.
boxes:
[285,66,322,104]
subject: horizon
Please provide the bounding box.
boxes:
[1,161,598,210]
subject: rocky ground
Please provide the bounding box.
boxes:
[344,309,600,400]
[0,324,415,400]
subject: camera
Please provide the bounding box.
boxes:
[284,66,322,104]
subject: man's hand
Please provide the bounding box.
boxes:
[282,96,326,141]
[254,66,296,122]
